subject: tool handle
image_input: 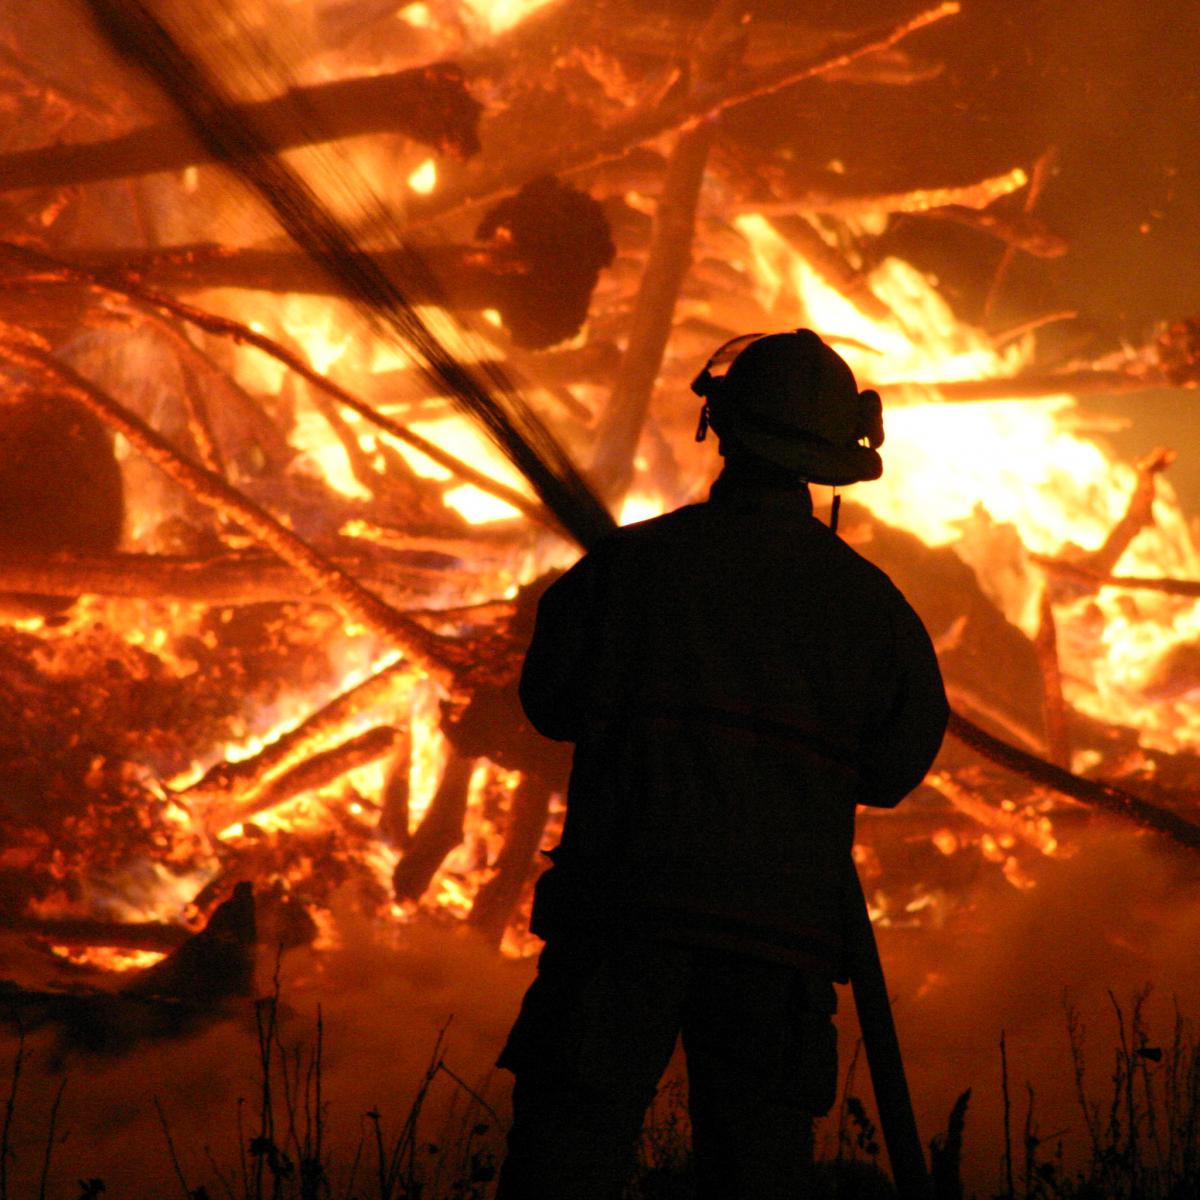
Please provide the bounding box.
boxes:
[846,867,934,1200]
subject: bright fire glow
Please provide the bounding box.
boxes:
[733,210,1200,754]
[461,0,556,34]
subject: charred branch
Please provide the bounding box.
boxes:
[466,773,553,946]
[1073,448,1175,579]
[914,205,1067,259]
[0,549,470,610]
[1033,590,1069,768]
[72,171,615,351]
[0,62,481,194]
[391,747,474,902]
[3,916,190,952]
[946,711,1200,854]
[1029,560,1200,598]
[729,166,1031,219]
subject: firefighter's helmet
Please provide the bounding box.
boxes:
[691,329,884,485]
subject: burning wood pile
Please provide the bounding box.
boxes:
[1,0,1199,1022]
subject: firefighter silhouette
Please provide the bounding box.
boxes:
[496,330,948,1200]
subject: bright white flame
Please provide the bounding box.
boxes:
[461,0,556,34]
[443,484,522,523]
[407,158,438,194]
[290,403,373,500]
[619,493,666,526]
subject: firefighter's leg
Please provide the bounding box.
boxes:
[495,936,687,1200]
[681,953,837,1200]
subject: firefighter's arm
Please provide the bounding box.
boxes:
[858,596,949,809]
[517,553,599,742]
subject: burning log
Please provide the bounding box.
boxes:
[984,146,1059,320]
[207,725,398,833]
[591,122,716,500]
[466,774,553,946]
[915,205,1067,259]
[185,656,414,803]
[590,0,746,499]
[4,916,190,952]
[0,62,482,194]
[728,166,1032,219]
[1029,560,1200,599]
[1033,589,1070,767]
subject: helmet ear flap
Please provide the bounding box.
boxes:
[858,389,884,449]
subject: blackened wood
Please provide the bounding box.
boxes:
[3,916,190,951]
[1030,559,1200,598]
[0,549,467,608]
[1034,590,1069,768]
[185,657,414,801]
[391,748,475,902]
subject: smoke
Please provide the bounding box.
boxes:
[5,829,1197,1196]
[1,911,532,1196]
[853,823,1200,1192]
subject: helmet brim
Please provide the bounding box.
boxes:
[723,426,882,486]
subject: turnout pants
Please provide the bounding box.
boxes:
[495,935,838,1200]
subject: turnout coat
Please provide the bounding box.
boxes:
[519,479,948,978]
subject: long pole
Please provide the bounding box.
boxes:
[846,866,933,1200]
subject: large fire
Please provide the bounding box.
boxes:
[0,1,1197,1014]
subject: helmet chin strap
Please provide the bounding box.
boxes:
[830,488,841,534]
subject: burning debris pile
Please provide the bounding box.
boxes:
[0,0,1199,1028]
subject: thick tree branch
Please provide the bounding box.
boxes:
[0,550,469,609]
[591,120,715,500]
[0,63,481,193]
